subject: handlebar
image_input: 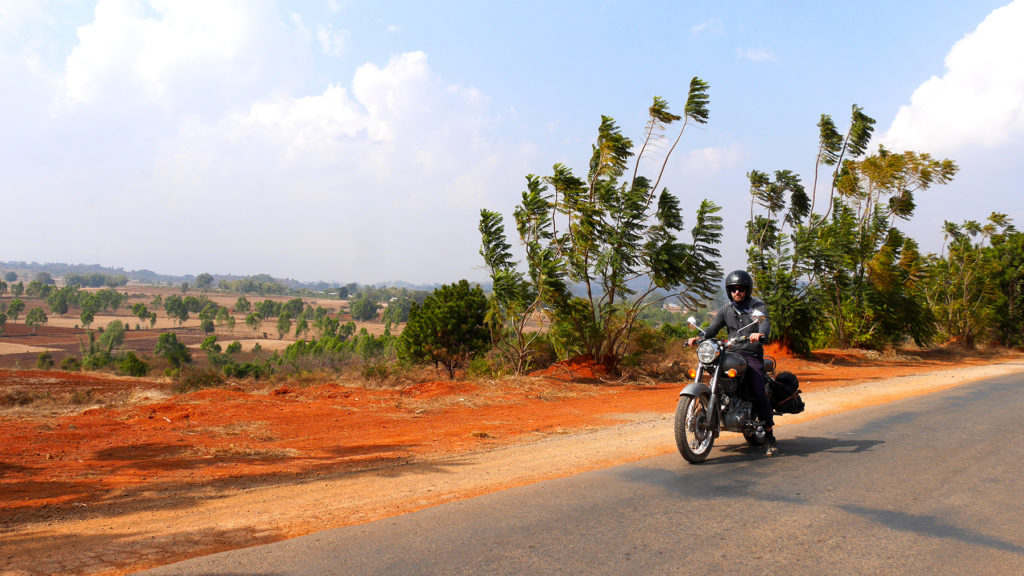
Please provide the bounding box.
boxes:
[686,335,757,348]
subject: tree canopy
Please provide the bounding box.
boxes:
[397,280,489,379]
[480,82,723,370]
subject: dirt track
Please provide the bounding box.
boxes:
[2,348,1023,576]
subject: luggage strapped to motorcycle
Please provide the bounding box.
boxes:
[770,371,805,414]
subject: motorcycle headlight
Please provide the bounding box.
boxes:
[696,340,719,363]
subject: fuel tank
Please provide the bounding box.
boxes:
[722,351,748,377]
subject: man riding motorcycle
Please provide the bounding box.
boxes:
[688,270,778,455]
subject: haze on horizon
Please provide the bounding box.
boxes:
[3,1,1023,285]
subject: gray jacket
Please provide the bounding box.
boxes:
[700,296,771,358]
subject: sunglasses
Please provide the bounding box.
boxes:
[729,287,747,294]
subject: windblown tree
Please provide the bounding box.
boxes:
[745,169,818,354]
[747,105,958,350]
[480,80,724,371]
[820,147,956,348]
[926,214,1017,346]
[478,206,548,373]
[988,219,1024,346]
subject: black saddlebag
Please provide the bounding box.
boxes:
[770,371,805,414]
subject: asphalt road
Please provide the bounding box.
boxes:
[137,373,1024,576]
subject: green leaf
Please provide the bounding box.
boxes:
[684,77,710,125]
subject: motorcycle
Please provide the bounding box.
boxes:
[674,310,804,463]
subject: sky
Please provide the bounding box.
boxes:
[2,0,1023,285]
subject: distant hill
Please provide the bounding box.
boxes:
[0,261,464,293]
[0,261,721,300]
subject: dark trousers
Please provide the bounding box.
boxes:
[743,356,774,428]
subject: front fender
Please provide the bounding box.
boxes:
[679,380,711,398]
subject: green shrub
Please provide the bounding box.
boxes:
[36,352,54,369]
[200,335,221,354]
[200,318,215,334]
[118,351,149,377]
[82,350,113,370]
[226,341,242,354]
[222,360,266,379]
[61,356,82,372]
[98,320,126,351]
[155,332,192,368]
[524,333,558,372]
[659,321,699,341]
[466,355,507,378]
[360,359,392,381]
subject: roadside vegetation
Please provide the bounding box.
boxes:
[1,84,1022,390]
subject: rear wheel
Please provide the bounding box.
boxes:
[674,394,715,463]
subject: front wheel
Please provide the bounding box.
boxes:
[674,394,715,463]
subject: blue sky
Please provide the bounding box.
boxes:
[2,1,1022,285]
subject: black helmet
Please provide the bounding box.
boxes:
[724,269,753,298]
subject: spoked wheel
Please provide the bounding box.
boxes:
[674,394,715,463]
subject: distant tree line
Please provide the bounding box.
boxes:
[65,273,129,288]
[218,274,290,295]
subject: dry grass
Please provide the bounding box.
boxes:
[183,445,298,459]
[124,387,173,405]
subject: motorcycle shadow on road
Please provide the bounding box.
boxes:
[701,434,885,465]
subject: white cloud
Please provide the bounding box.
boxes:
[736,47,777,63]
[691,18,723,37]
[132,51,517,282]
[316,23,349,56]
[2,0,523,283]
[60,0,309,112]
[212,52,487,155]
[882,0,1024,155]
[681,144,745,175]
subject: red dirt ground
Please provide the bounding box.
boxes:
[1,341,1020,575]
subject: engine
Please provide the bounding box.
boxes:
[721,399,752,429]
